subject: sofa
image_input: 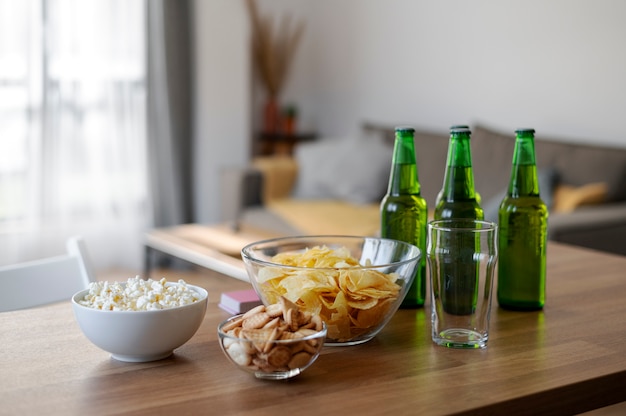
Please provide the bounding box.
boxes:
[221,123,626,256]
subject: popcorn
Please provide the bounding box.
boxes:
[79,276,202,311]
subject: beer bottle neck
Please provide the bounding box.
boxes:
[387,129,420,195]
[509,130,540,197]
[446,133,473,168]
[440,132,478,199]
[392,130,417,165]
[511,132,537,166]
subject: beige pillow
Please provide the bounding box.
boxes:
[552,182,608,213]
[252,156,299,202]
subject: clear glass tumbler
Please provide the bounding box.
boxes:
[428,219,498,349]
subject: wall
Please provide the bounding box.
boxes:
[271,0,626,148]
[191,0,625,222]
[192,0,250,224]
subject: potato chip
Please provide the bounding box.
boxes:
[257,245,402,342]
[353,298,395,329]
[257,266,286,283]
[346,297,379,310]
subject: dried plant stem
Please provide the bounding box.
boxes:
[245,0,304,98]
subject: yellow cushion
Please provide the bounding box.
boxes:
[267,199,381,236]
[552,182,608,214]
[252,157,298,202]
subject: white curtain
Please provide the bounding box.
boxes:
[0,0,149,271]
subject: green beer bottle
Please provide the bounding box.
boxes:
[497,128,548,310]
[434,125,469,210]
[434,126,483,221]
[381,127,428,308]
[433,126,484,315]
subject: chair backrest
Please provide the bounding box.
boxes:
[0,236,96,312]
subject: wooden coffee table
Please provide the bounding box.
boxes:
[144,223,282,281]
[4,241,626,415]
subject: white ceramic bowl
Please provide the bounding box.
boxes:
[241,235,421,346]
[71,283,208,362]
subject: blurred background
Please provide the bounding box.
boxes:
[1,0,625,274]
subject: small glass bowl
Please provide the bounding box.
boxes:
[217,314,326,380]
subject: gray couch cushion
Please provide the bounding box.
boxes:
[482,168,559,223]
[548,202,626,256]
[473,125,626,202]
[413,131,450,208]
[292,137,393,205]
[362,123,449,208]
[471,126,517,203]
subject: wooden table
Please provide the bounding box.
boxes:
[144,223,279,282]
[2,242,626,415]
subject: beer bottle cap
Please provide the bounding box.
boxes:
[395,126,415,134]
[450,126,471,134]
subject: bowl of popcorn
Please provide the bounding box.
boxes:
[72,276,208,362]
[241,236,421,346]
[218,296,326,380]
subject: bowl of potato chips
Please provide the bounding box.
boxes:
[241,236,421,346]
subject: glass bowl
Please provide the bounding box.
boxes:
[241,235,421,346]
[218,313,326,380]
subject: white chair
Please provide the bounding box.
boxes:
[0,236,96,312]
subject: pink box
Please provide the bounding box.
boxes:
[218,289,262,315]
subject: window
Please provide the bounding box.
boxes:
[0,0,149,270]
